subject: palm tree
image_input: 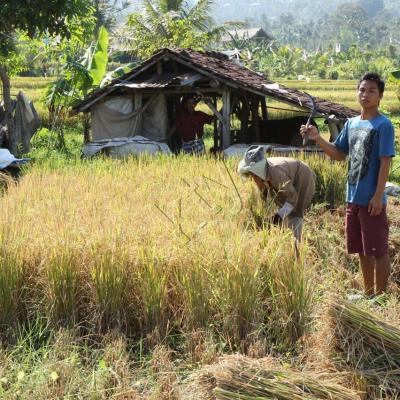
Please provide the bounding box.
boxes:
[121,0,237,58]
[141,0,216,34]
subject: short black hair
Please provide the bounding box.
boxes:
[181,95,199,106]
[358,72,385,94]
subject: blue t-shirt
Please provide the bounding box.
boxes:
[334,114,395,206]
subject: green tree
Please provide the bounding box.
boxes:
[46,26,109,146]
[125,0,231,59]
[0,0,93,153]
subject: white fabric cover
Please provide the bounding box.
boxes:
[140,94,168,141]
[91,96,139,140]
[91,94,168,142]
[0,148,30,169]
[82,136,171,158]
[104,96,134,114]
[224,143,323,158]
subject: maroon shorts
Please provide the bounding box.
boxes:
[345,203,389,256]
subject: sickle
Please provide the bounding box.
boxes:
[303,92,317,146]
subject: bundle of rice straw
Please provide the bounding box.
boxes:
[207,355,360,400]
[389,235,400,285]
[329,297,400,394]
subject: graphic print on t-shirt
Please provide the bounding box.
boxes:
[348,128,375,185]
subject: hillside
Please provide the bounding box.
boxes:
[212,0,400,23]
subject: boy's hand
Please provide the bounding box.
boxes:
[300,124,319,141]
[368,194,383,216]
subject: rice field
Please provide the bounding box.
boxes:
[0,77,399,399]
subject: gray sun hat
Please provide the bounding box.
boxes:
[237,145,267,180]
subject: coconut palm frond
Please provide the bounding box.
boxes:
[186,0,216,32]
[141,0,171,39]
[158,0,185,14]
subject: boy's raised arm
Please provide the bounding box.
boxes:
[300,124,346,161]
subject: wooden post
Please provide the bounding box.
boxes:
[251,96,260,143]
[327,121,339,142]
[222,89,231,149]
[239,94,250,143]
[261,97,268,121]
[213,96,219,149]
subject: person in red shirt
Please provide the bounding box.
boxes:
[170,95,214,154]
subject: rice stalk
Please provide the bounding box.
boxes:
[0,248,25,328]
[300,154,347,209]
[210,356,361,400]
[211,238,266,349]
[135,250,170,337]
[91,249,130,330]
[329,297,400,394]
[264,232,314,346]
[176,259,212,331]
[46,251,80,325]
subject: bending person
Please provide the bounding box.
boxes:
[238,145,315,241]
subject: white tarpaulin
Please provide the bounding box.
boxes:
[91,94,169,142]
[223,143,323,158]
[82,136,171,158]
[140,94,168,141]
[0,148,30,169]
[91,96,139,141]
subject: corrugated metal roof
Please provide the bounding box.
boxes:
[114,72,180,89]
[104,72,204,90]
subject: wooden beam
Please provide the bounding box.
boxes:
[213,97,219,149]
[251,96,260,143]
[327,121,339,142]
[261,97,268,121]
[195,89,224,124]
[222,89,231,149]
[239,94,250,142]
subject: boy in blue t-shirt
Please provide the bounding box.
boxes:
[300,72,396,297]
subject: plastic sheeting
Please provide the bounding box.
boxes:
[82,135,171,158]
[90,94,169,142]
[223,143,323,158]
[91,96,139,141]
[140,94,168,141]
[0,148,30,169]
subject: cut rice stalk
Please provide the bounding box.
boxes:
[330,297,400,393]
[212,356,361,400]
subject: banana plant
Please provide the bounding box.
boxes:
[45,26,108,147]
[45,25,109,113]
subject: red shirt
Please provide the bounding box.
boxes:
[175,111,213,142]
